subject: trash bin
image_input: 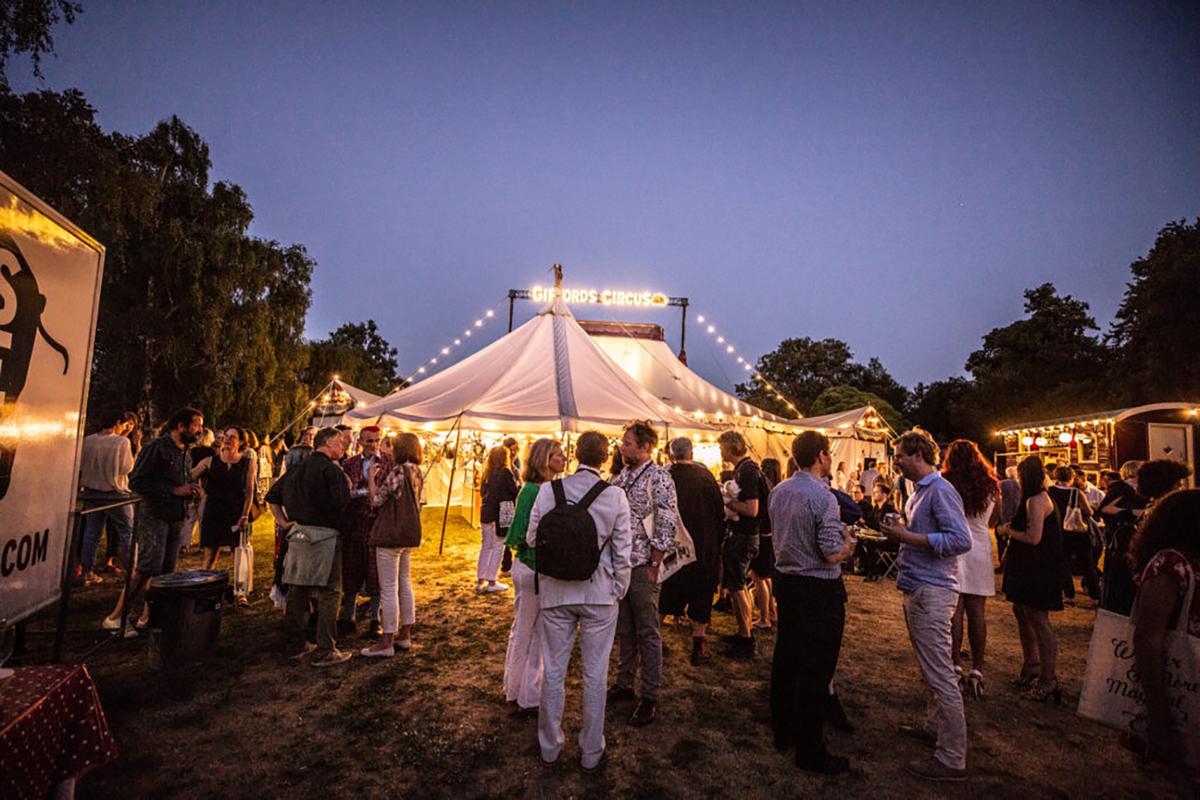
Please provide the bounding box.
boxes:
[145,570,227,671]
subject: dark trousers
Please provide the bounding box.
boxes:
[771,573,847,757]
[1061,531,1100,599]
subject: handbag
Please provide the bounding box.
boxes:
[642,510,697,584]
[233,526,254,597]
[370,466,422,548]
[1077,556,1200,769]
[499,500,516,529]
[1063,489,1088,533]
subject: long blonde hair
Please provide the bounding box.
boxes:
[524,438,562,484]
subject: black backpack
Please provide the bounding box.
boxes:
[535,478,613,593]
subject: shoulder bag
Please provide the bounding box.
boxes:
[1063,488,1088,533]
[1078,555,1199,769]
[369,466,422,548]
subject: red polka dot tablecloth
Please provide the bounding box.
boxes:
[0,665,118,799]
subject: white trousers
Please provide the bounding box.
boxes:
[477,522,506,581]
[504,559,543,708]
[376,546,415,632]
[538,602,619,769]
[903,584,968,770]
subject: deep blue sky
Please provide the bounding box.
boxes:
[12,1,1200,395]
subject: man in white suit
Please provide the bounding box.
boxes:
[527,430,633,772]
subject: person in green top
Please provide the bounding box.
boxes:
[503,437,567,710]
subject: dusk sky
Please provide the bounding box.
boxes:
[13,1,1200,396]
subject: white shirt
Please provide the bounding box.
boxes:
[79,432,135,493]
[527,466,633,609]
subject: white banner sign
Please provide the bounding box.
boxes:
[0,170,104,624]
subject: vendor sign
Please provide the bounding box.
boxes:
[0,170,104,623]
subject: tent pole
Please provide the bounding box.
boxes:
[438,418,465,555]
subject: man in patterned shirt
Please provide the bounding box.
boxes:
[607,420,679,726]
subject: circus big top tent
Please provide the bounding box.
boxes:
[587,329,890,469]
[348,294,714,509]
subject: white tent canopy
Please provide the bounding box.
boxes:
[589,333,889,466]
[349,298,713,436]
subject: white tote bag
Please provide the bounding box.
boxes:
[642,511,697,584]
[1077,560,1200,769]
[233,527,254,597]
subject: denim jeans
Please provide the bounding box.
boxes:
[80,498,134,572]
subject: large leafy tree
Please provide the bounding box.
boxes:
[906,377,991,447]
[964,283,1111,426]
[0,0,80,87]
[0,86,314,433]
[302,320,401,398]
[1108,219,1200,405]
[736,336,907,417]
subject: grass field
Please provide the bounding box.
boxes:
[24,508,1190,799]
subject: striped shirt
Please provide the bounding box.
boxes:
[768,471,845,579]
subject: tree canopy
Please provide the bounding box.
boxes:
[1108,218,1200,405]
[0,0,80,87]
[735,336,908,418]
[302,320,402,398]
[964,283,1110,426]
[0,86,314,434]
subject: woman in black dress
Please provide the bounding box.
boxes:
[192,427,257,571]
[997,455,1064,703]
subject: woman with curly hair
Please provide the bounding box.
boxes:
[1126,488,1199,771]
[941,440,1000,698]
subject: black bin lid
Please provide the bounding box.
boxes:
[149,569,228,591]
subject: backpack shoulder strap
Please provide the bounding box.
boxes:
[577,478,610,511]
[551,479,567,508]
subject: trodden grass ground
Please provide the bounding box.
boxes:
[23,508,1190,799]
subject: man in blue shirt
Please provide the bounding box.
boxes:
[769,431,855,774]
[880,429,971,782]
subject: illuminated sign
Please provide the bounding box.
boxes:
[530,286,669,307]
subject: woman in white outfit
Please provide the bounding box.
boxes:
[502,438,565,710]
[476,446,518,593]
[361,433,423,657]
[941,440,1001,698]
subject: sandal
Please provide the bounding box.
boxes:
[965,669,984,699]
[1011,661,1040,688]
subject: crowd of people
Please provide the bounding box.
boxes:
[75,407,1198,781]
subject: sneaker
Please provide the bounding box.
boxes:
[606,685,636,705]
[905,757,967,782]
[312,648,353,668]
[484,582,509,593]
[629,699,657,726]
[395,639,412,651]
[359,645,395,659]
[101,616,137,639]
[269,585,288,610]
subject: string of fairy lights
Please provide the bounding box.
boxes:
[692,311,803,419]
[392,305,502,391]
